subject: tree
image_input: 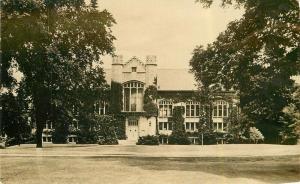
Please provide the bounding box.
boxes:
[191,0,299,143]
[168,106,191,145]
[198,106,212,145]
[143,85,158,118]
[279,86,300,144]
[225,108,254,143]
[2,0,115,147]
[0,91,31,144]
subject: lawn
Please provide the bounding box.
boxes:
[0,144,300,184]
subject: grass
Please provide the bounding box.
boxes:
[1,144,300,184]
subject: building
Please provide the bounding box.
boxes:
[103,55,238,144]
[40,55,238,144]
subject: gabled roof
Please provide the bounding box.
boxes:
[104,68,198,91]
[157,69,198,91]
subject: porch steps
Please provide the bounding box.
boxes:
[118,140,137,145]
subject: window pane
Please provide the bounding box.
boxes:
[186,123,190,130]
[191,123,194,130]
[159,105,163,117]
[213,105,217,117]
[218,105,222,117]
[124,88,130,111]
[168,105,172,116]
[191,105,195,116]
[159,122,163,130]
[213,123,218,131]
[186,105,190,116]
[196,105,200,116]
[131,88,137,111]
[169,122,173,130]
[223,105,227,117]
[218,123,222,130]
[164,122,168,130]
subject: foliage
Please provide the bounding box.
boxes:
[113,114,126,139]
[143,102,158,118]
[110,81,123,114]
[168,133,191,145]
[192,0,300,143]
[249,127,264,144]
[2,0,115,147]
[225,109,253,143]
[0,91,31,145]
[0,137,6,149]
[77,114,118,144]
[198,106,213,134]
[279,104,300,145]
[144,85,158,104]
[168,106,191,145]
[143,85,158,118]
[202,132,217,145]
[136,135,159,145]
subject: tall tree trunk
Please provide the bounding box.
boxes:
[36,121,43,148]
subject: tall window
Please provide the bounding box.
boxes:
[186,102,202,117]
[95,101,108,115]
[212,100,229,117]
[159,100,172,117]
[123,81,144,112]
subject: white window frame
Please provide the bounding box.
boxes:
[186,102,202,117]
[158,100,173,117]
[212,100,229,117]
[123,81,144,112]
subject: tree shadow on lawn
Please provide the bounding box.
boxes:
[113,155,300,184]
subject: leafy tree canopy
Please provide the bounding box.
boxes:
[191,0,299,142]
[1,0,115,147]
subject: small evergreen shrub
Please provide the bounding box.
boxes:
[136,135,159,145]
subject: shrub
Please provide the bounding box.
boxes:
[136,135,159,145]
[202,132,217,145]
[168,132,191,145]
[249,127,264,144]
[281,136,298,145]
[77,114,119,144]
[0,137,6,149]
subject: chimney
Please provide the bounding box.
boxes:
[146,55,157,65]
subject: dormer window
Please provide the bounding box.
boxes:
[132,67,137,72]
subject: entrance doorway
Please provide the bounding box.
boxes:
[127,119,139,140]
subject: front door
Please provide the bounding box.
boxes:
[127,119,139,141]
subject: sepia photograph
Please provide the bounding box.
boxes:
[1,0,300,183]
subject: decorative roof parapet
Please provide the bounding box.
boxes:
[146,55,157,65]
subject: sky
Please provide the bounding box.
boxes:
[98,0,244,69]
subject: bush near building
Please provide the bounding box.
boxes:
[136,135,159,145]
[77,114,119,144]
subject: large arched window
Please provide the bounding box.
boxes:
[123,81,144,112]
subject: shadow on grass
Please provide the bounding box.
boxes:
[102,155,300,184]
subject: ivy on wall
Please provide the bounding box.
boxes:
[110,81,123,114]
[168,106,191,145]
[143,85,158,118]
